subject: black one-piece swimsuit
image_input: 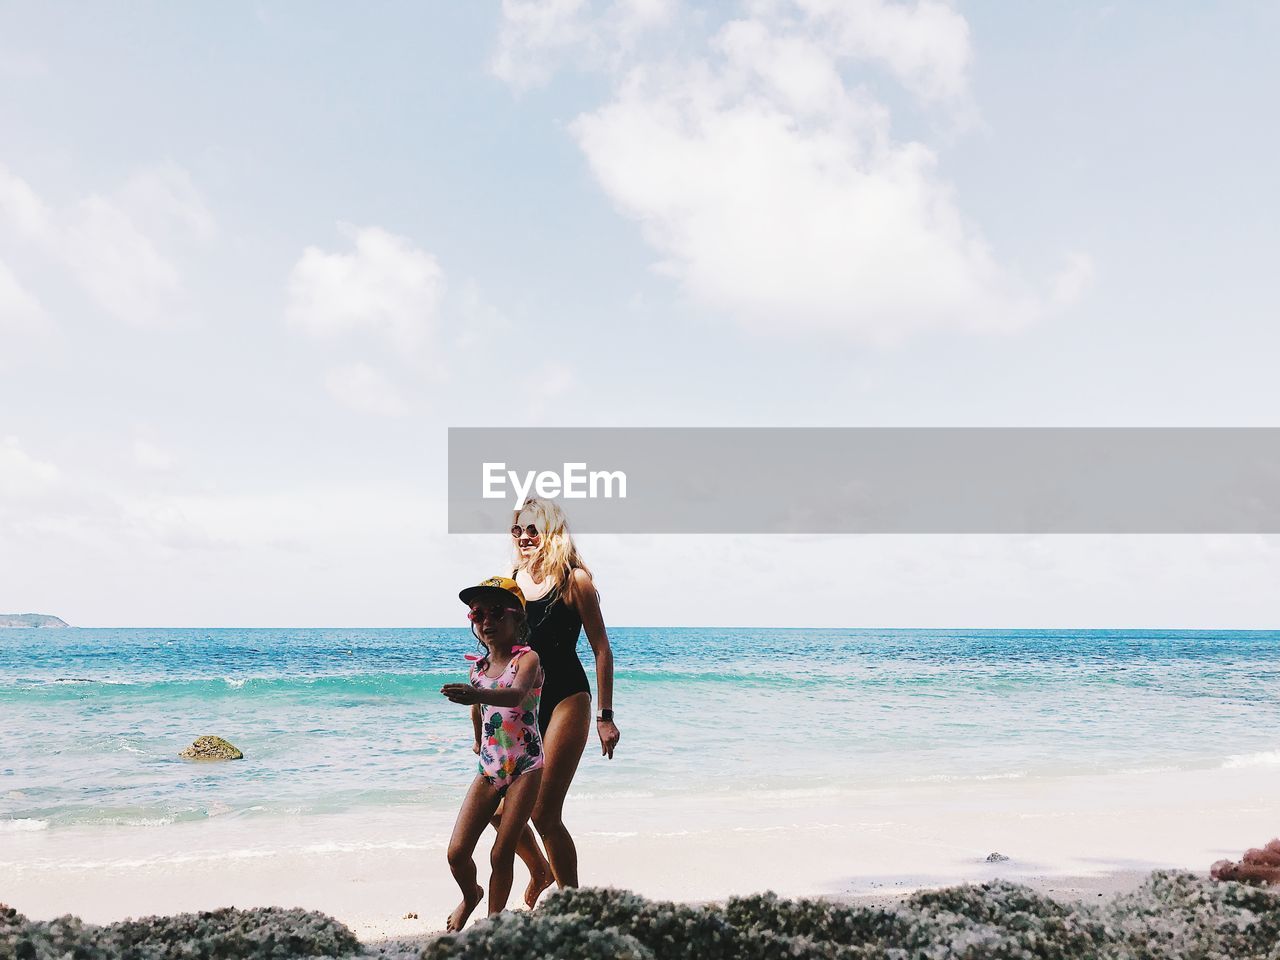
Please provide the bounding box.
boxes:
[517,571,591,736]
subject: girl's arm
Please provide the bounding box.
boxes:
[482,650,541,707]
[470,703,482,754]
[442,652,542,708]
[573,567,620,758]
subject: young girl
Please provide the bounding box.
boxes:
[439,576,545,932]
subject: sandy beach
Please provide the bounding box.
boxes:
[6,762,1276,945]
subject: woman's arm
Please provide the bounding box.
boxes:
[470,703,482,753]
[572,567,620,759]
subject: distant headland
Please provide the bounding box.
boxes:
[0,613,71,628]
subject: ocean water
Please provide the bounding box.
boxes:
[2,627,1279,834]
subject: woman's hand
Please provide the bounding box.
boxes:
[597,719,620,759]
[441,683,480,705]
[573,567,619,761]
[472,740,481,755]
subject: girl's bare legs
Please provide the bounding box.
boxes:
[445,776,501,931]
[487,768,542,915]
[531,691,591,888]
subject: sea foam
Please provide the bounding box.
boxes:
[1223,750,1280,769]
[0,818,49,832]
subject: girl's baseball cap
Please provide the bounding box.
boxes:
[458,576,526,609]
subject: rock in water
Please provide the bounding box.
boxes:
[180,735,244,761]
[986,852,1011,862]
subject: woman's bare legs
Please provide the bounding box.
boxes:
[487,768,542,915]
[531,691,591,888]
[489,808,554,908]
[445,776,501,931]
[1211,838,1280,884]
[488,692,592,901]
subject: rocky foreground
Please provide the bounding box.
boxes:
[5,871,1279,960]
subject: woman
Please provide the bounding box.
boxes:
[491,496,619,907]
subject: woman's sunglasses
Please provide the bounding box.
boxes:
[511,524,540,540]
[467,606,521,624]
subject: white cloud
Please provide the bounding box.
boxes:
[0,435,434,563]
[492,0,590,88]
[571,30,1034,343]
[0,162,210,327]
[64,195,183,327]
[0,164,55,241]
[793,0,973,104]
[115,163,216,240]
[452,278,513,351]
[0,437,61,499]
[492,0,970,103]
[716,21,849,117]
[324,362,409,417]
[521,361,576,422]
[117,495,234,551]
[133,438,175,472]
[0,259,45,333]
[1051,251,1096,306]
[491,0,675,89]
[490,1,1073,344]
[1,469,451,625]
[618,0,674,26]
[286,226,445,354]
[57,484,434,558]
[542,362,574,396]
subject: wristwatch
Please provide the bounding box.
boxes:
[596,709,614,722]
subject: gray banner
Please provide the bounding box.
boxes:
[447,428,1280,533]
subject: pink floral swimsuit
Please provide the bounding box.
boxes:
[467,646,545,797]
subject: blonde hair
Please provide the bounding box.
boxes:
[511,498,595,606]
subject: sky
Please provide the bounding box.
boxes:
[1,1,1278,628]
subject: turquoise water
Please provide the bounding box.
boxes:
[2,628,1279,832]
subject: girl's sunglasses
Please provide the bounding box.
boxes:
[511,524,540,540]
[467,606,521,624]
